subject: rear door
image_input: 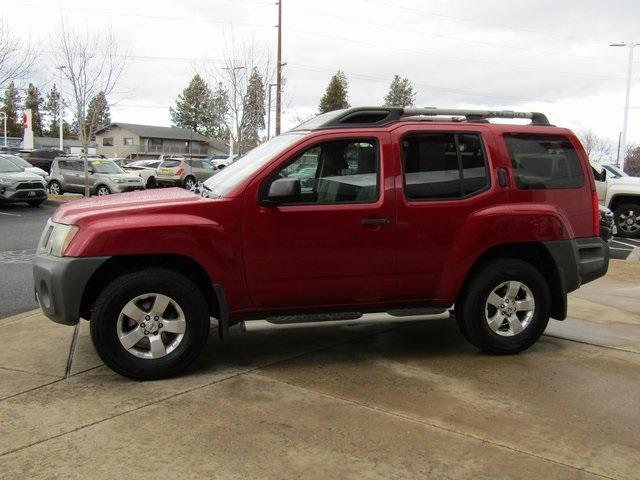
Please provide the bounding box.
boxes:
[242,132,398,310]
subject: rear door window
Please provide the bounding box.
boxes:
[504,134,584,189]
[160,160,181,168]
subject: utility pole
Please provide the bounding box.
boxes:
[267,83,277,140]
[275,0,282,136]
[0,112,6,148]
[610,41,639,171]
[57,66,67,151]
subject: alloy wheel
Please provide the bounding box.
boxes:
[618,209,640,235]
[49,182,61,195]
[97,186,110,196]
[116,293,187,359]
[484,280,535,337]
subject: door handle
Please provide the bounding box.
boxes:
[360,218,392,226]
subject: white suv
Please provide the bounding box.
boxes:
[592,163,640,238]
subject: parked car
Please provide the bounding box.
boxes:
[34,107,609,380]
[0,154,50,183]
[591,163,640,238]
[599,205,615,243]
[203,155,232,170]
[111,158,160,188]
[48,158,145,196]
[0,156,47,206]
[156,158,215,189]
[23,149,65,173]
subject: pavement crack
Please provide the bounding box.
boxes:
[257,374,621,480]
[0,365,62,380]
[544,333,639,354]
[64,323,81,379]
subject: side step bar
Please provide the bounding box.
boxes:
[239,311,450,332]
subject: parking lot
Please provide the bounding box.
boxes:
[1,255,639,479]
[610,236,640,260]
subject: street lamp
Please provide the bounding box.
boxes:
[610,41,639,170]
[56,65,67,151]
[267,83,277,140]
[222,66,245,158]
[0,112,7,148]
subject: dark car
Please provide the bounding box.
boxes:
[23,149,65,173]
[599,205,615,243]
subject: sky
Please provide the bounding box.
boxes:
[5,0,640,150]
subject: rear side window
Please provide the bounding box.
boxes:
[504,134,584,189]
[160,160,181,168]
[401,133,489,200]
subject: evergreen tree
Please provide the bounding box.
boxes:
[240,68,265,153]
[170,74,217,135]
[1,82,21,137]
[209,82,229,140]
[384,75,416,107]
[44,84,72,138]
[319,70,349,113]
[85,91,111,137]
[24,83,44,136]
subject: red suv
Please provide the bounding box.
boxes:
[33,107,609,379]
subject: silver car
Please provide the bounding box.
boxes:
[0,157,47,207]
[0,154,50,183]
[48,158,145,196]
[156,158,215,189]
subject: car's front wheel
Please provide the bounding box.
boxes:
[96,185,111,196]
[48,180,63,195]
[183,176,196,190]
[614,203,640,238]
[90,268,210,380]
[456,258,550,354]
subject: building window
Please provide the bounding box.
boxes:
[123,137,134,146]
[150,138,162,147]
[102,137,114,147]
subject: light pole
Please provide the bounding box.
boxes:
[0,112,6,148]
[223,66,245,158]
[267,83,277,140]
[610,41,639,171]
[57,65,67,151]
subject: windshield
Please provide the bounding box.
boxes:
[90,160,125,174]
[1,154,31,168]
[603,164,627,178]
[0,157,22,173]
[203,133,305,197]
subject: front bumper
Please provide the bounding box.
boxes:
[0,187,47,202]
[33,254,110,325]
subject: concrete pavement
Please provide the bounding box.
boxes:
[0,260,639,479]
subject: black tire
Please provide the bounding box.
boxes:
[456,258,550,354]
[48,180,63,195]
[614,203,640,238]
[146,176,157,189]
[95,185,111,196]
[90,268,210,380]
[27,200,44,207]
[183,176,196,190]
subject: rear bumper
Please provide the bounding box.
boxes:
[33,254,110,325]
[156,176,182,187]
[543,237,609,293]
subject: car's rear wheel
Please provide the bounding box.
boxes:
[183,176,196,190]
[614,204,640,238]
[146,176,157,189]
[96,185,111,196]
[48,180,62,195]
[456,258,550,354]
[90,268,210,380]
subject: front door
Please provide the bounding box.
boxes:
[242,134,397,311]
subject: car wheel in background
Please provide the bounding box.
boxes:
[90,268,210,380]
[183,176,196,190]
[96,185,111,196]
[456,258,550,354]
[48,180,63,195]
[614,204,640,238]
[146,176,157,189]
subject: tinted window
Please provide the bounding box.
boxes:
[504,134,584,189]
[160,160,181,168]
[60,161,82,171]
[267,139,378,204]
[103,138,114,147]
[401,133,489,200]
[189,160,203,168]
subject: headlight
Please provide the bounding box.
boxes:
[38,222,79,257]
[0,177,13,185]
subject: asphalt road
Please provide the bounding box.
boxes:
[0,202,57,318]
[610,236,640,260]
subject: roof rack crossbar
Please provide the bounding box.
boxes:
[402,107,549,125]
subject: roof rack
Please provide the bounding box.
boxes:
[293,106,550,130]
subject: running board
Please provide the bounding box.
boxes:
[239,311,450,332]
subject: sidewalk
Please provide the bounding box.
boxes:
[1,260,639,479]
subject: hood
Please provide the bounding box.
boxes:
[52,187,207,225]
[609,175,640,186]
[0,171,46,182]
[24,166,48,177]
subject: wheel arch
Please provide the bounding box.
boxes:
[609,193,640,212]
[457,242,566,320]
[80,254,221,322]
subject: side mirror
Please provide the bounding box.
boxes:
[601,168,607,180]
[263,178,301,205]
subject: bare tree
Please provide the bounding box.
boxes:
[0,18,36,89]
[208,36,273,156]
[53,19,127,196]
[579,129,613,164]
